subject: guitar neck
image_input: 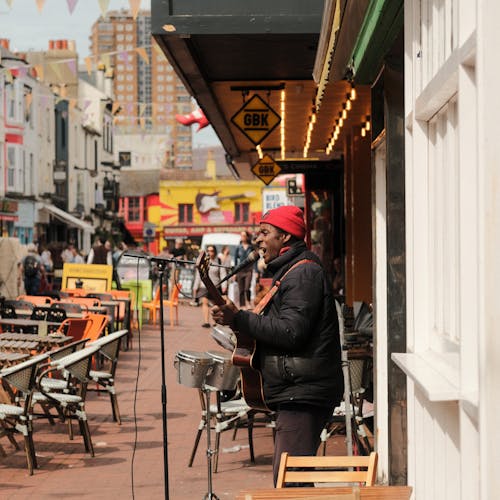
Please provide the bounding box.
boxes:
[195,250,225,306]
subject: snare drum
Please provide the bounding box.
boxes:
[205,350,240,390]
[174,350,214,388]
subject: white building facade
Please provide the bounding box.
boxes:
[393,1,500,498]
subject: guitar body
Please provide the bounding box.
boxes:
[196,251,268,411]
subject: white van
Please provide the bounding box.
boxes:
[200,232,241,266]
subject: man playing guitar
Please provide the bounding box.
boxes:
[211,205,344,486]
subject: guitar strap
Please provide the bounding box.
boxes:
[253,259,314,315]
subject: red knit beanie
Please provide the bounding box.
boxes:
[260,205,306,239]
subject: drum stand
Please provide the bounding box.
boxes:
[201,384,219,500]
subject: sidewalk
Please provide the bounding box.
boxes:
[0,301,345,499]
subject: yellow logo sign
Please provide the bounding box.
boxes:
[251,154,282,185]
[231,94,281,145]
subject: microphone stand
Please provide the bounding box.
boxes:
[157,259,170,500]
[122,251,232,499]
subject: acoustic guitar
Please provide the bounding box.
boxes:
[196,250,268,411]
[195,191,255,214]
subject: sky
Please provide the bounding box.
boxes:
[0,0,220,147]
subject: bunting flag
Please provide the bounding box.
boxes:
[17,66,28,78]
[129,0,141,20]
[136,47,149,64]
[36,0,46,13]
[118,51,129,64]
[139,117,146,130]
[66,0,78,14]
[34,64,44,80]
[84,56,93,75]
[139,103,146,116]
[49,62,63,80]
[98,0,110,17]
[25,93,33,110]
[66,59,77,76]
[153,43,164,57]
[101,53,111,69]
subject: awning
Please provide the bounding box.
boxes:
[40,203,95,233]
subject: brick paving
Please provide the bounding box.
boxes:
[0,301,346,499]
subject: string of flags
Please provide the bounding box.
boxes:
[3,0,144,19]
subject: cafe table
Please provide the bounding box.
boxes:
[236,485,412,500]
[0,318,61,334]
[0,332,72,352]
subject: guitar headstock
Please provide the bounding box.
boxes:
[195,249,225,306]
[195,250,210,281]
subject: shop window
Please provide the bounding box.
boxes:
[234,202,250,223]
[179,204,193,223]
[128,197,141,222]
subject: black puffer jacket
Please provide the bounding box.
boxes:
[234,241,343,409]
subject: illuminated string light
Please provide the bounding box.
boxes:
[280,89,286,159]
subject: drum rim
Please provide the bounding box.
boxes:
[206,350,232,362]
[176,350,213,363]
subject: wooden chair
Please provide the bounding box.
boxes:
[276,451,378,488]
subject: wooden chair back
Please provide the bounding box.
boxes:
[276,452,378,488]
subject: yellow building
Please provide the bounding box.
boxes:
[159,169,263,243]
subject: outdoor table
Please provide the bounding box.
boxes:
[0,318,60,333]
[236,485,412,499]
[0,332,72,352]
[0,351,29,368]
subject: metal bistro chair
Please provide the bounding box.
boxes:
[0,353,49,475]
[88,329,129,424]
[34,345,100,456]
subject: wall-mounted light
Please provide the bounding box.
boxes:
[360,115,371,138]
[350,83,357,100]
[280,89,286,159]
[256,144,264,160]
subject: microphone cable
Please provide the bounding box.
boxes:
[130,257,142,500]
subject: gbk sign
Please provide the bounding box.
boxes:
[231,94,281,145]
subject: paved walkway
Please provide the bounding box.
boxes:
[0,302,345,499]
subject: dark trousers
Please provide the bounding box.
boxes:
[272,404,333,486]
[236,270,252,307]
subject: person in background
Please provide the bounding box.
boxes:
[87,237,112,265]
[193,245,227,328]
[218,245,232,268]
[234,231,254,309]
[212,205,343,485]
[22,243,45,295]
[71,246,85,264]
[61,243,75,263]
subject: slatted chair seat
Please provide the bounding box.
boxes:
[0,403,24,417]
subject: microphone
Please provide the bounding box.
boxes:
[218,249,260,285]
